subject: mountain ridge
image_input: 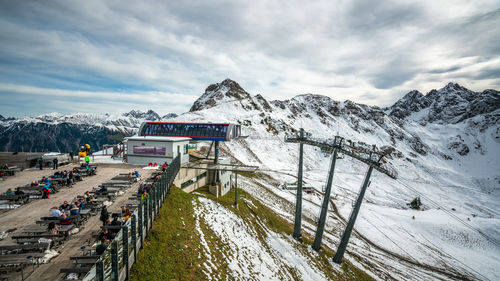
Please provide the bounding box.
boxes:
[0,80,498,154]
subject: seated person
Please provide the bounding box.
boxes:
[141,191,150,203]
[96,238,108,255]
[67,171,74,186]
[59,213,72,225]
[97,185,108,193]
[31,181,39,187]
[59,201,73,211]
[77,199,86,210]
[98,228,114,241]
[134,170,139,178]
[47,222,59,235]
[123,209,132,221]
[70,205,80,216]
[72,169,82,181]
[14,189,25,195]
[42,186,51,199]
[84,191,93,203]
[109,215,122,233]
[50,206,63,217]
[5,188,14,195]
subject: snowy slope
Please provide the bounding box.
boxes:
[171,79,500,280]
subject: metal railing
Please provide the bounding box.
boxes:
[80,155,181,281]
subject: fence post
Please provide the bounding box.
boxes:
[152,189,156,220]
[123,226,129,281]
[151,187,155,221]
[138,202,144,247]
[162,174,166,201]
[111,240,118,281]
[145,198,149,238]
[96,260,104,281]
[131,214,137,263]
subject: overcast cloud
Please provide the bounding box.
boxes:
[0,0,498,117]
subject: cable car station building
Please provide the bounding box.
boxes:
[126,122,248,197]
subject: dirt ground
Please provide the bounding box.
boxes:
[0,163,155,281]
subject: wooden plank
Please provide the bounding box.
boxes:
[0,252,46,261]
[0,243,49,252]
[70,255,100,260]
[12,234,61,239]
[60,267,91,274]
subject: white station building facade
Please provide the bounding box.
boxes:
[124,122,244,197]
[125,136,190,166]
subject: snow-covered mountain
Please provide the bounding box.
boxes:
[0,110,177,152]
[170,79,500,280]
[1,79,498,279]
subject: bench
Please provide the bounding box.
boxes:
[70,255,99,266]
[0,195,29,204]
[59,267,91,274]
[100,225,123,231]
[0,243,49,254]
[0,252,46,263]
[13,237,64,245]
[0,167,20,176]
[12,234,62,243]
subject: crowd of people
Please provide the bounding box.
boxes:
[95,205,133,255]
[48,198,87,226]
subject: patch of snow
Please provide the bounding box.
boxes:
[195,196,328,281]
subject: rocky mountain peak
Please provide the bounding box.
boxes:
[190,79,253,112]
[387,82,499,124]
[0,114,16,122]
[386,90,429,119]
[122,109,161,121]
[162,113,178,119]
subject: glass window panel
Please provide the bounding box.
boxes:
[133,146,166,155]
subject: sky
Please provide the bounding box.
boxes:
[0,0,499,117]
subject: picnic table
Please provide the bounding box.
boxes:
[22,224,73,235]
[0,194,29,204]
[0,166,21,176]
[105,180,131,184]
[70,255,100,266]
[38,215,84,226]
[0,243,50,254]
[49,177,68,185]
[11,233,62,244]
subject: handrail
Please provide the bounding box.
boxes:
[81,155,181,281]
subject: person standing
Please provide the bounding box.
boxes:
[69,151,74,160]
[38,157,43,170]
[85,155,90,165]
[53,158,58,170]
[100,205,110,226]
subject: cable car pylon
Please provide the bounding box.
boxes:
[285,131,396,263]
[312,137,341,251]
[292,128,305,239]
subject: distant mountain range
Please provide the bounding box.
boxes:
[0,79,498,157]
[1,79,499,279]
[0,110,177,152]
